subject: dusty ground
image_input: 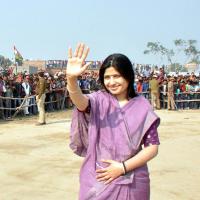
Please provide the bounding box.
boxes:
[0,109,200,200]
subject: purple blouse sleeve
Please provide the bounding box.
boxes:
[143,121,160,147]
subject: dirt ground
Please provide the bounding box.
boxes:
[0,109,200,200]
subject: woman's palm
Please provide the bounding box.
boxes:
[66,43,90,77]
[67,57,84,76]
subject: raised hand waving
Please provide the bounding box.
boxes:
[66,43,91,78]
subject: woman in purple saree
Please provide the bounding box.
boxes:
[67,43,160,200]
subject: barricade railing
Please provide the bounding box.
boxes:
[0,88,72,119]
[139,91,200,109]
[0,90,200,120]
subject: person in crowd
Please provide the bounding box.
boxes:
[142,77,149,99]
[167,77,175,110]
[54,75,63,110]
[149,74,160,109]
[185,80,191,109]
[59,75,67,109]
[143,65,151,77]
[160,79,167,109]
[35,70,47,125]
[179,80,186,109]
[22,76,31,115]
[88,71,98,92]
[67,43,160,200]
[79,74,90,94]
[28,75,37,115]
[4,80,13,119]
[45,76,54,112]
[0,76,6,119]
[196,77,200,108]
[189,80,196,109]
[13,74,24,114]
[136,79,143,93]
[93,71,102,91]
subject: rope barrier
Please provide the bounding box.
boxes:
[0,90,199,120]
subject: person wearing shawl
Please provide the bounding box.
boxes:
[67,43,160,200]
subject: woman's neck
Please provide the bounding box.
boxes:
[115,93,129,107]
[118,99,129,107]
[114,91,128,101]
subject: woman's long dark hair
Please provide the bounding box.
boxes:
[99,53,137,98]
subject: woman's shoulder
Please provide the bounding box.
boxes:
[87,90,111,109]
[87,90,109,100]
[133,95,152,110]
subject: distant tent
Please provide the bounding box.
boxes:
[14,45,23,66]
[185,62,200,75]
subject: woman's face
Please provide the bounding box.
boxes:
[104,67,129,99]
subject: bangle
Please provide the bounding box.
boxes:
[122,161,127,175]
[121,163,125,175]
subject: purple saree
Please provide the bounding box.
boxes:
[70,91,160,200]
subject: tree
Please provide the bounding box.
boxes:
[0,55,12,70]
[144,42,174,65]
[144,39,200,72]
[174,39,186,49]
[184,40,200,64]
[174,39,200,64]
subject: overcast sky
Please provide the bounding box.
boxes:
[0,0,200,65]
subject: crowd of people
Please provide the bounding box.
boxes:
[0,65,200,120]
[0,70,100,120]
[134,67,200,110]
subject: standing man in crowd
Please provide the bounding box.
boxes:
[35,70,47,125]
[149,74,160,109]
[0,76,6,119]
[22,76,31,116]
[167,76,175,110]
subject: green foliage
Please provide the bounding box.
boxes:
[174,39,186,47]
[0,55,12,69]
[144,42,174,64]
[174,39,200,64]
[184,40,200,64]
[144,39,200,69]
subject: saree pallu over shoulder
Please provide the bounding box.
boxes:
[69,91,160,200]
[70,91,100,157]
[70,108,90,157]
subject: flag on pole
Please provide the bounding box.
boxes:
[14,45,23,65]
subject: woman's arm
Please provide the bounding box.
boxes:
[96,145,159,184]
[123,145,158,173]
[67,76,89,111]
[66,43,91,111]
